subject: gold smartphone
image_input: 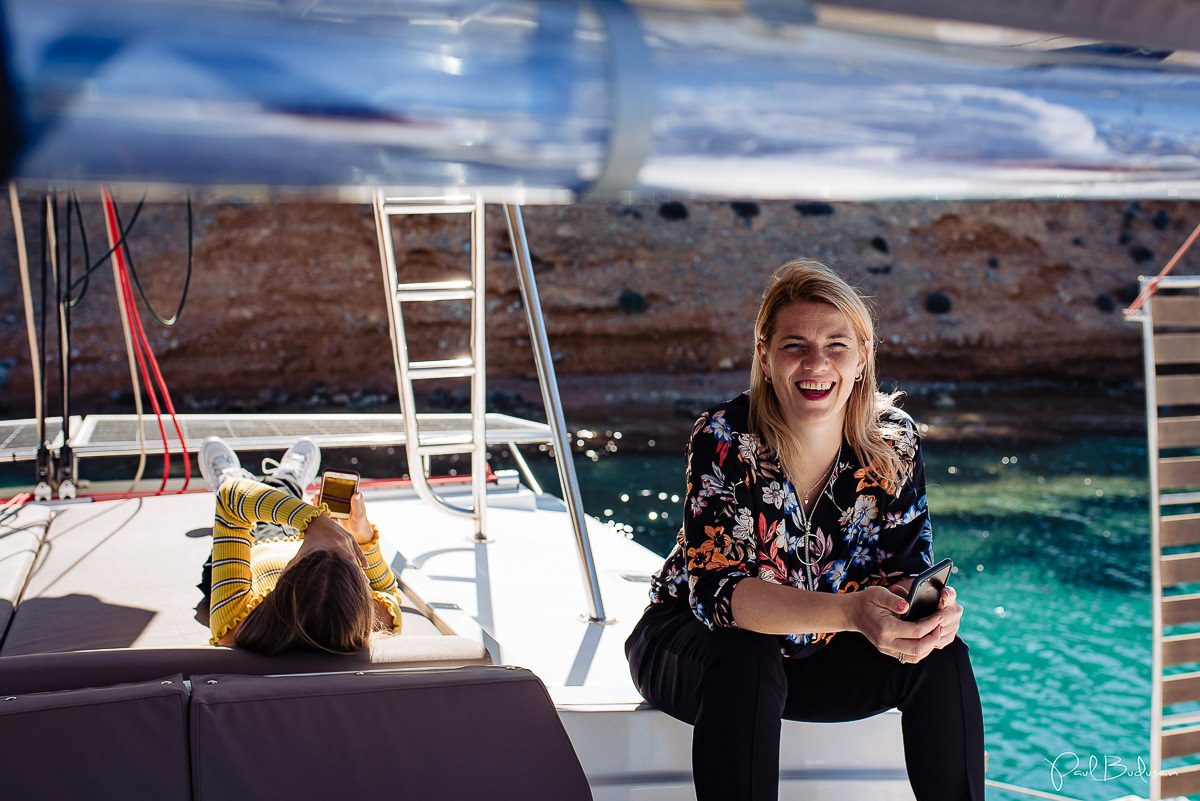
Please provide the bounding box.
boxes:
[319,470,360,519]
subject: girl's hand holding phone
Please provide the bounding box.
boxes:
[312,486,375,545]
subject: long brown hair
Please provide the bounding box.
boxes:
[748,259,908,486]
[235,549,374,655]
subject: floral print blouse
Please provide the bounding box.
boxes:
[648,392,934,658]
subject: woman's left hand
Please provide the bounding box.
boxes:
[928,585,962,650]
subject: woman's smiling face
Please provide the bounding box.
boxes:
[756,300,867,436]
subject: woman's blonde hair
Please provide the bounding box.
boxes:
[748,259,908,486]
[235,549,374,655]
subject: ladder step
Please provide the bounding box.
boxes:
[416,442,479,457]
[1161,762,1200,798]
[1164,723,1200,760]
[409,359,477,381]
[1164,671,1200,706]
[1158,376,1200,408]
[1161,456,1200,491]
[1164,514,1200,548]
[1155,332,1200,365]
[1163,553,1200,585]
[1164,592,1200,625]
[1161,416,1200,450]
[1165,632,1200,666]
[381,201,477,215]
[1161,633,1200,661]
[395,280,475,303]
[1152,295,1200,329]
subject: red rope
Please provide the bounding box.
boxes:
[101,189,192,494]
[119,246,192,490]
[0,492,32,509]
[1125,220,1200,315]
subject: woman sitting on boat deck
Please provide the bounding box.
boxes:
[625,260,984,801]
[198,438,403,655]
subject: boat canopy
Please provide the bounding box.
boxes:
[3,0,1200,201]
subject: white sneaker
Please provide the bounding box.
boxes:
[199,437,254,493]
[261,438,321,490]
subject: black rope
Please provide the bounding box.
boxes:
[59,194,194,325]
[38,197,48,422]
[113,196,192,327]
[65,196,146,300]
[65,192,91,308]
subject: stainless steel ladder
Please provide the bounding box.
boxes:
[372,193,607,621]
[373,193,489,540]
[1129,275,1200,800]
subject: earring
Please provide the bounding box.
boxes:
[765,375,773,384]
[854,373,864,382]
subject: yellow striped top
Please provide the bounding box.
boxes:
[208,478,403,644]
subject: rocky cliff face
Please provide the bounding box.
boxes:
[0,196,1195,418]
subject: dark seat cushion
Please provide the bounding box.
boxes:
[190,665,593,801]
[0,674,191,801]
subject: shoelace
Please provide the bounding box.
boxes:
[261,456,306,481]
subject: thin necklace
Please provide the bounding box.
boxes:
[798,444,841,593]
[801,445,841,508]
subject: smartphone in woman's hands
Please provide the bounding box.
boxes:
[902,558,954,621]
[320,470,360,519]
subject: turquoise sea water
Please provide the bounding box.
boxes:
[534,432,1155,801]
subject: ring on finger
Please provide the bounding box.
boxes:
[897,653,906,664]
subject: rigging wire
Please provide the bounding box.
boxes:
[38,196,49,450]
[55,193,76,497]
[112,197,193,326]
[65,192,91,308]
[66,198,145,302]
[61,194,194,326]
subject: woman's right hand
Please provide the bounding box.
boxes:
[850,586,944,664]
[311,488,375,545]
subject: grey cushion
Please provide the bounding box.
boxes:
[190,666,592,801]
[0,674,190,801]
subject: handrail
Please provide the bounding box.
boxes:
[503,203,608,623]
[1142,285,1165,800]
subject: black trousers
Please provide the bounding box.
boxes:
[625,599,985,801]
